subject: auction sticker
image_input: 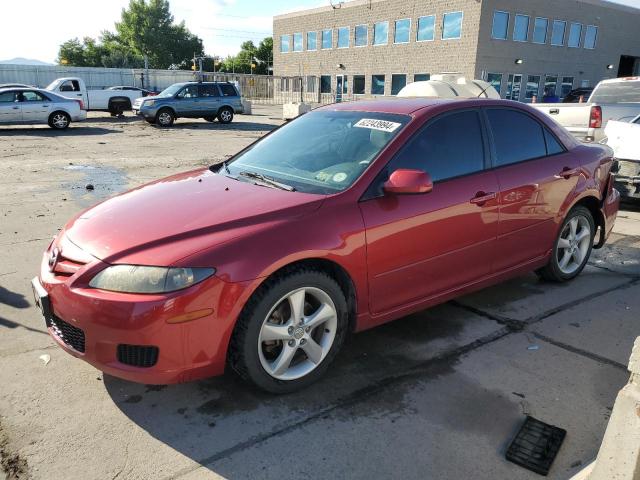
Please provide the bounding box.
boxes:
[354,118,402,133]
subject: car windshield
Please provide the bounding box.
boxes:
[590,82,640,103]
[157,84,184,98]
[222,110,410,194]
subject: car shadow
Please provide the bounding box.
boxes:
[103,301,477,477]
[161,121,277,133]
[0,127,121,136]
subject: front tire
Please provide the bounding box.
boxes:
[537,206,595,282]
[217,107,234,124]
[156,108,175,127]
[229,269,348,394]
[48,111,70,130]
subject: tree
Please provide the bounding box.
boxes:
[114,0,204,69]
[216,37,273,75]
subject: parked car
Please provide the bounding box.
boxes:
[106,86,158,97]
[604,114,640,201]
[532,77,640,143]
[46,77,143,115]
[32,98,619,393]
[132,81,243,127]
[562,87,594,103]
[0,87,86,129]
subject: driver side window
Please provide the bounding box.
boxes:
[388,110,485,182]
[0,91,18,103]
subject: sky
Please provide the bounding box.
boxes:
[1,0,639,64]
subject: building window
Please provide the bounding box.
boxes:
[306,76,317,93]
[280,35,290,53]
[533,17,548,44]
[513,14,529,42]
[394,19,410,44]
[487,73,503,95]
[337,27,349,48]
[560,77,574,98]
[355,24,368,47]
[525,75,541,101]
[293,33,303,52]
[373,21,388,45]
[442,12,463,40]
[544,75,558,99]
[307,31,317,51]
[506,74,522,101]
[551,20,566,46]
[320,75,332,94]
[568,23,582,48]
[353,75,365,95]
[492,11,509,40]
[414,73,431,82]
[416,15,435,41]
[391,74,407,95]
[322,29,333,49]
[584,25,598,49]
[371,75,385,95]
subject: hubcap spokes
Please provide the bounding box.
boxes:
[53,115,67,128]
[258,287,337,380]
[557,216,591,274]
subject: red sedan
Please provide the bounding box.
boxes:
[32,98,620,393]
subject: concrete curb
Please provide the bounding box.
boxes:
[571,337,640,479]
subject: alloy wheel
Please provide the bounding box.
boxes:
[220,110,232,122]
[158,112,172,126]
[52,114,69,129]
[257,287,337,381]
[556,215,591,275]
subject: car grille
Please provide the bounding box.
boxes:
[52,254,86,277]
[616,160,640,178]
[50,315,86,353]
[117,345,159,368]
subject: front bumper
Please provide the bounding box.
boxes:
[133,104,158,119]
[613,159,640,200]
[34,245,246,384]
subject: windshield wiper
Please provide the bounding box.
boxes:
[239,171,296,191]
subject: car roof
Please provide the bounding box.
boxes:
[315,98,521,115]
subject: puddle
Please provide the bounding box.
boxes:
[62,164,129,208]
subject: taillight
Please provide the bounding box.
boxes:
[589,106,602,129]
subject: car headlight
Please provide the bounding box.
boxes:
[89,265,215,294]
[144,100,156,107]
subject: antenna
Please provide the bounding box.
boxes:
[330,0,344,9]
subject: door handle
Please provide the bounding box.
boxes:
[12,106,19,109]
[470,191,497,206]
[549,108,560,115]
[557,167,579,179]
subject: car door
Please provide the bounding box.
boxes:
[0,90,21,123]
[198,84,221,116]
[483,107,580,271]
[359,109,500,315]
[174,85,200,117]
[20,91,51,122]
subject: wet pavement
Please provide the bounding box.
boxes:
[1,108,639,479]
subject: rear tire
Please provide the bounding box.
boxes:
[536,206,595,282]
[155,108,175,127]
[228,268,348,394]
[108,98,131,116]
[48,111,71,130]
[217,107,234,124]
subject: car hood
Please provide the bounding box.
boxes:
[63,168,325,266]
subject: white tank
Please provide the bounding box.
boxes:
[398,74,500,99]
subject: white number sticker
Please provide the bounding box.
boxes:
[354,118,402,133]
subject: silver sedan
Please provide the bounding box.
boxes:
[0,87,87,129]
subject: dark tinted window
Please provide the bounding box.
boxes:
[200,84,220,97]
[219,84,237,97]
[487,109,547,166]
[390,110,485,182]
[544,128,564,155]
[0,91,18,102]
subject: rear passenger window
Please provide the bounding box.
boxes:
[544,128,565,155]
[487,109,547,166]
[219,84,237,97]
[389,110,485,182]
[200,84,220,97]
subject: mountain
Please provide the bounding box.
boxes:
[0,57,54,66]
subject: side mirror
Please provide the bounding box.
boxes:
[383,169,433,195]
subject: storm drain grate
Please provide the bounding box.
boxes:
[506,416,567,476]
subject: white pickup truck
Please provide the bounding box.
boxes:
[45,77,143,115]
[531,77,640,143]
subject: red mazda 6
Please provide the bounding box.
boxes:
[32,98,619,393]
